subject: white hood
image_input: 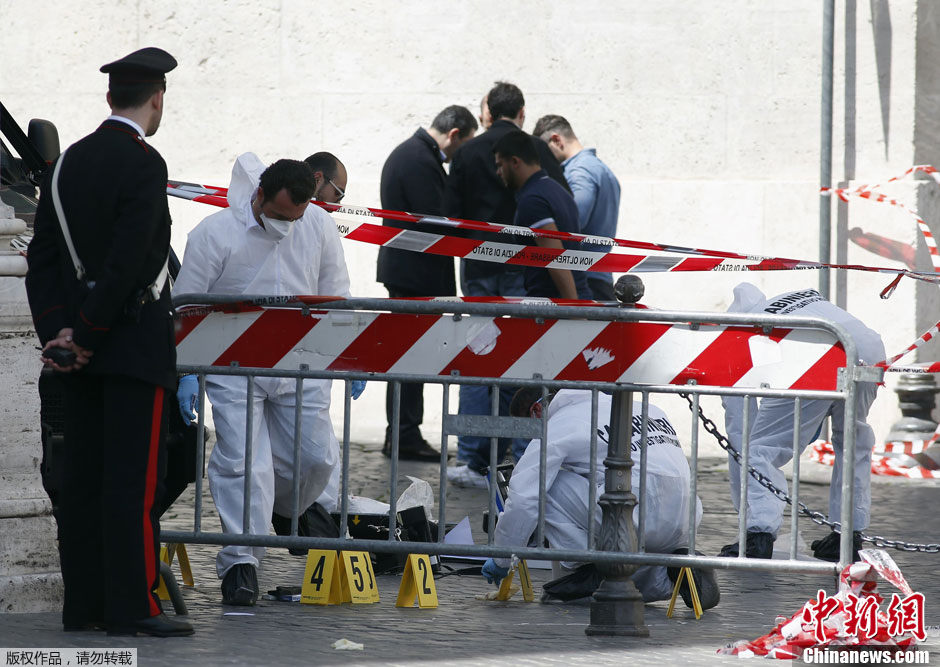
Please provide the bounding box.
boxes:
[728,281,766,314]
[226,152,267,224]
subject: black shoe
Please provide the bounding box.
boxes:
[382,438,442,462]
[273,503,341,556]
[272,512,308,556]
[667,549,721,611]
[811,530,862,563]
[64,620,106,632]
[718,531,775,559]
[221,563,259,606]
[540,564,602,603]
[107,613,194,637]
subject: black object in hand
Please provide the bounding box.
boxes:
[44,346,77,367]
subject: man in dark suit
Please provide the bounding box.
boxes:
[442,82,571,487]
[25,47,193,637]
[376,105,478,461]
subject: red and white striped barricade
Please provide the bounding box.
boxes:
[174,296,852,391]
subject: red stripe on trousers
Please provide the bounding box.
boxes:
[143,386,164,617]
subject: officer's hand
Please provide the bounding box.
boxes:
[481,558,509,586]
[351,380,367,400]
[41,328,92,372]
[176,374,200,423]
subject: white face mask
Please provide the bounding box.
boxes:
[260,213,292,240]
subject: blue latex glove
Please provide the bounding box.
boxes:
[481,558,509,586]
[176,374,199,423]
[351,380,366,400]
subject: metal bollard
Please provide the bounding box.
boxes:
[586,389,649,637]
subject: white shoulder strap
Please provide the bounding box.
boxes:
[51,147,169,299]
[50,148,86,281]
[149,256,169,300]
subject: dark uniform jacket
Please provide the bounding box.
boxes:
[442,119,570,283]
[376,127,455,296]
[26,119,177,389]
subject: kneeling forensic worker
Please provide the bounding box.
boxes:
[481,388,719,610]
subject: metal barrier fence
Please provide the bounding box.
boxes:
[165,293,875,635]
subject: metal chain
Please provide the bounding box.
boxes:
[680,393,940,554]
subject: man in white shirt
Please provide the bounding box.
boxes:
[173,154,351,606]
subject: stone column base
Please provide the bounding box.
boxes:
[0,572,63,614]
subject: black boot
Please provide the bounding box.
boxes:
[107,613,194,637]
[539,564,602,603]
[718,531,775,559]
[221,563,258,606]
[667,549,721,611]
[811,530,862,562]
[272,502,340,556]
[382,438,442,462]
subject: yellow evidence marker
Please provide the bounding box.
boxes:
[395,554,438,608]
[666,566,704,620]
[494,560,534,602]
[340,551,380,603]
[301,550,379,605]
[155,543,195,600]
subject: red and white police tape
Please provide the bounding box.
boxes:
[717,549,923,658]
[810,441,940,479]
[823,166,940,373]
[166,180,940,287]
[168,164,940,375]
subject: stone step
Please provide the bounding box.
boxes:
[0,473,48,503]
[0,572,63,613]
[0,516,59,576]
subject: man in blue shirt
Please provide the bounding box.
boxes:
[534,115,621,300]
[492,130,590,300]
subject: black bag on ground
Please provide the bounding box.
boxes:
[541,563,602,601]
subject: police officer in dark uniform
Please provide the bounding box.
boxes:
[25,47,193,637]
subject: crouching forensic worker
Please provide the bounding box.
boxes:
[173,154,353,606]
[482,388,719,610]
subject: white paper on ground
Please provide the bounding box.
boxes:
[440,516,553,568]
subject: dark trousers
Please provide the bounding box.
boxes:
[587,276,616,302]
[384,286,427,447]
[59,373,168,627]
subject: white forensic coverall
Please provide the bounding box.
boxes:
[493,389,702,602]
[173,152,351,577]
[721,282,885,538]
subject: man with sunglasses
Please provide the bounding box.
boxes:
[480,388,719,610]
[304,151,347,204]
[173,154,351,607]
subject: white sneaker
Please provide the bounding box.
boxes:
[447,464,488,489]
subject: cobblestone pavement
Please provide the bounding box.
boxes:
[2,438,939,666]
